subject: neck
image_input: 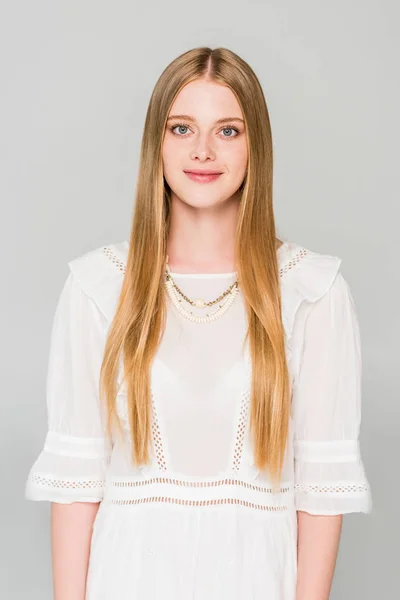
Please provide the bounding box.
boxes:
[167,192,240,274]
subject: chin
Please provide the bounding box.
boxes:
[181,196,220,209]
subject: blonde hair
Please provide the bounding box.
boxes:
[100,46,290,487]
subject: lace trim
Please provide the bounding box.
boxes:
[109,497,288,510]
[105,474,292,510]
[295,482,370,494]
[116,380,168,471]
[112,476,290,493]
[28,473,105,491]
[232,389,250,473]
[151,394,167,471]
[279,248,308,277]
[103,246,126,274]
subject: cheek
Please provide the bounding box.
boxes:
[223,142,248,178]
[162,137,183,176]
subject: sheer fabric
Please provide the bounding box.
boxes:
[25,240,372,600]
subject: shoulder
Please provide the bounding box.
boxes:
[67,240,129,320]
[278,239,346,341]
[279,239,343,298]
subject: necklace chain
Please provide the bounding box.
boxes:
[165,258,239,323]
[165,275,239,323]
[165,264,238,308]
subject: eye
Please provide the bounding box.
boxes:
[220,127,239,138]
[170,124,191,136]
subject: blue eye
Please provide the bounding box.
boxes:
[172,125,190,136]
[221,127,238,138]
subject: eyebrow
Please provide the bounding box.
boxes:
[166,114,245,125]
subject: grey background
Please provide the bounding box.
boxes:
[2,1,397,598]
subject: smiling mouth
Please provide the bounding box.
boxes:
[183,170,223,183]
[184,170,223,175]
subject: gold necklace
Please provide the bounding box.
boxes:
[165,256,240,323]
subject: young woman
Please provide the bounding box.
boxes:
[25,46,372,600]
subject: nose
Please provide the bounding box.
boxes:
[189,133,216,161]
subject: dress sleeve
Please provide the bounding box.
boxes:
[24,269,112,503]
[292,271,372,515]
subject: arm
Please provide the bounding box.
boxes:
[25,270,112,599]
[51,502,100,600]
[296,511,342,600]
[291,271,372,598]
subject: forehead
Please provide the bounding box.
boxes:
[168,79,243,120]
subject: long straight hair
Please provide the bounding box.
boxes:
[100,47,291,487]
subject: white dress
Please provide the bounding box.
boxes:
[24,239,372,600]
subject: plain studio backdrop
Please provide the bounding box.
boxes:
[1,1,398,598]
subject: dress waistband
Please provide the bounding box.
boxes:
[102,475,294,511]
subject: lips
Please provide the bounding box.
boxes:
[184,170,223,183]
[184,170,222,175]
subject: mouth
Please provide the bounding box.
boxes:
[183,170,223,184]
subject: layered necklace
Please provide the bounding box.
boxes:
[164,255,239,323]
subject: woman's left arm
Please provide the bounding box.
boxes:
[296,512,342,600]
[291,270,372,598]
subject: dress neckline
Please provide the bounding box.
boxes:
[167,241,289,278]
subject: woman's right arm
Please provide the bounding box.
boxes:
[25,269,113,597]
[51,502,100,600]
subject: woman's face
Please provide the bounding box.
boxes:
[162,79,248,209]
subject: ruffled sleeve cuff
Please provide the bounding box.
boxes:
[25,431,112,504]
[294,439,372,515]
